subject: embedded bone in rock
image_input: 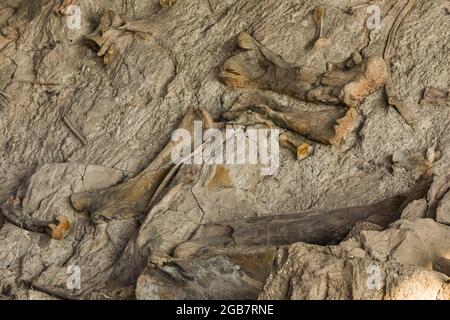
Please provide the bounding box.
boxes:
[0,0,449,302]
[160,0,178,8]
[219,32,388,108]
[223,92,361,145]
[139,227,450,300]
[70,107,213,222]
[0,197,70,240]
[383,0,418,127]
[0,163,140,298]
[173,195,408,258]
[110,161,273,284]
[85,10,162,65]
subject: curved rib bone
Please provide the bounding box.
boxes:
[219,32,388,108]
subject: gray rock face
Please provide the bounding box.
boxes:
[0,0,449,300]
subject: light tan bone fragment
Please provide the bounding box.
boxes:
[219,32,387,108]
[85,11,161,65]
[280,131,314,161]
[70,108,213,222]
[222,92,360,146]
[383,0,417,127]
[420,87,449,106]
[348,1,378,14]
[311,5,329,48]
[62,116,87,145]
[0,197,71,240]
[160,0,178,7]
[173,195,411,258]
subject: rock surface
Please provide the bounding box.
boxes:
[0,0,449,300]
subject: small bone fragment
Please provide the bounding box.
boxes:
[0,197,71,240]
[219,32,387,108]
[311,6,329,48]
[420,87,449,106]
[384,0,417,127]
[47,216,71,240]
[160,0,177,7]
[70,108,213,222]
[85,11,161,65]
[348,1,377,14]
[62,116,87,145]
[280,131,314,161]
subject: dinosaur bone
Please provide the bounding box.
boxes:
[70,108,213,222]
[383,0,417,127]
[223,92,360,146]
[311,5,329,48]
[0,197,70,240]
[219,32,388,108]
[85,11,161,65]
[173,195,409,258]
[160,0,177,7]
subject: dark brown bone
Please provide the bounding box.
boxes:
[174,195,409,258]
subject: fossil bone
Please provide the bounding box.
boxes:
[62,116,87,145]
[160,0,178,7]
[70,107,213,222]
[280,132,314,161]
[85,11,161,65]
[0,197,71,240]
[348,1,378,14]
[173,195,411,258]
[311,5,329,48]
[219,32,387,108]
[383,0,417,127]
[222,92,360,146]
